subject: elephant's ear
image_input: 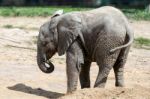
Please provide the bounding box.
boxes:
[57,16,83,56]
[51,10,64,18]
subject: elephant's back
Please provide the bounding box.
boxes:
[82,6,128,27]
[85,6,125,17]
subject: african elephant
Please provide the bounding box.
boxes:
[37,6,134,93]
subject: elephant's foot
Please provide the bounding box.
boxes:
[81,82,90,89]
[94,78,106,88]
[94,66,111,88]
[115,80,124,87]
[94,83,106,88]
[67,85,77,94]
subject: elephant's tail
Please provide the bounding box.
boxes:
[110,26,134,53]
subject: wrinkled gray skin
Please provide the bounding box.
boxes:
[37,6,134,93]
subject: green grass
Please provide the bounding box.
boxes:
[0,6,91,17]
[3,24,13,28]
[0,6,149,20]
[122,8,150,20]
[3,24,39,30]
[134,37,150,49]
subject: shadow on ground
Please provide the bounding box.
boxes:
[7,83,64,99]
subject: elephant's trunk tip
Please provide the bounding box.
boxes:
[38,61,55,73]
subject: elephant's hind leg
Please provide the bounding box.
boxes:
[79,60,91,88]
[94,57,118,88]
[94,66,111,87]
[94,52,120,88]
[113,46,130,87]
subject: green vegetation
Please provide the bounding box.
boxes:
[3,24,38,30]
[122,8,150,20]
[0,6,91,17]
[134,37,150,49]
[0,6,149,20]
[3,24,13,28]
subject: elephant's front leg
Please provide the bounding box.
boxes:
[66,41,84,93]
[79,60,91,89]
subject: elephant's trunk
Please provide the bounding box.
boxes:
[37,45,54,73]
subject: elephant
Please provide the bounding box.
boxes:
[37,6,134,93]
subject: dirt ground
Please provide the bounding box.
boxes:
[0,17,150,99]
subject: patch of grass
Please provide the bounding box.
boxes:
[134,37,150,49]
[0,6,149,20]
[5,44,36,51]
[3,24,25,29]
[0,6,91,17]
[122,8,150,20]
[3,24,13,28]
[2,24,39,30]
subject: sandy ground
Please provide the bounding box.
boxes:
[0,17,150,99]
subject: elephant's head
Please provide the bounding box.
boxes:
[37,10,84,73]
